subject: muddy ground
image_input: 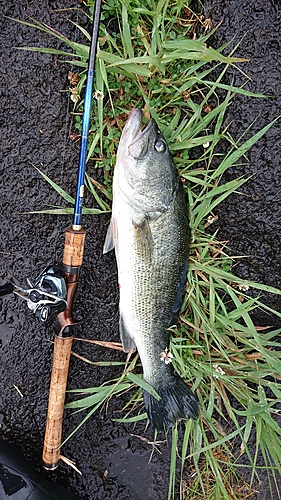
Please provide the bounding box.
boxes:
[0,0,280,499]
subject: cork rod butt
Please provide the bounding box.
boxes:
[43,460,59,471]
[42,335,73,470]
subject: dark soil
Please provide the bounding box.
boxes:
[204,0,281,327]
[0,1,280,499]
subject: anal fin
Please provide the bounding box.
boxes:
[120,314,136,353]
[103,218,117,254]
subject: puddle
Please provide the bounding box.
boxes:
[106,437,163,499]
[0,414,7,432]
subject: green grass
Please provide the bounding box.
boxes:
[15,1,281,498]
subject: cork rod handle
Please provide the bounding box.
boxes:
[42,228,86,470]
[42,335,73,469]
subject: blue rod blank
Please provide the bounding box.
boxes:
[73,0,102,228]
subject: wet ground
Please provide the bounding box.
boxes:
[0,0,281,499]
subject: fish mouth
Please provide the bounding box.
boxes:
[121,109,154,159]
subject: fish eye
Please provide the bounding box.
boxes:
[154,140,166,153]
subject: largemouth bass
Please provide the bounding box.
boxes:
[103,109,198,430]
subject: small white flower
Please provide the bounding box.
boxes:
[94,90,104,100]
[213,364,225,378]
[70,92,80,103]
[207,215,216,225]
[203,142,210,148]
[238,283,249,292]
[160,347,173,365]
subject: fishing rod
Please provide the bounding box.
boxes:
[42,0,102,470]
[0,0,102,470]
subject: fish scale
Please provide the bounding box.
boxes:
[104,108,198,430]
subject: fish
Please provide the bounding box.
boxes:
[103,108,198,431]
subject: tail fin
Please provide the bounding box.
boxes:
[143,374,198,431]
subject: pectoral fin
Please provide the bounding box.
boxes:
[103,218,117,254]
[132,215,154,260]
